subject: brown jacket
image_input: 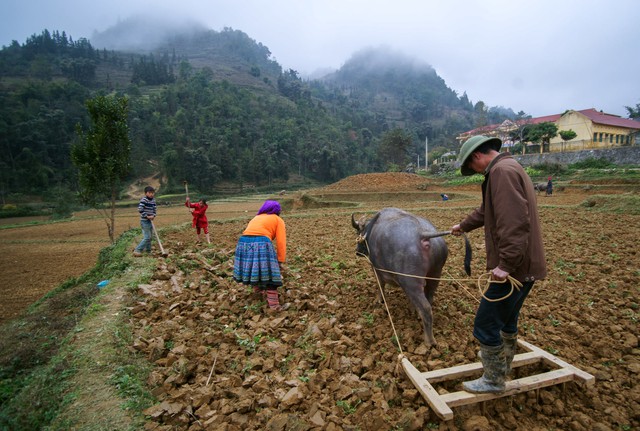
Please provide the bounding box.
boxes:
[460,153,547,283]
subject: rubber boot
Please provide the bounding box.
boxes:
[463,343,506,393]
[501,331,518,376]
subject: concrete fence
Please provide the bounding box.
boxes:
[512,145,640,167]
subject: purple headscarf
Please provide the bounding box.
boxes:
[257,200,281,215]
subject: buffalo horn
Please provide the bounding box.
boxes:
[351,213,360,230]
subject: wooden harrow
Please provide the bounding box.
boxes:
[401,339,595,421]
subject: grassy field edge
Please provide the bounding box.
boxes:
[0,230,158,430]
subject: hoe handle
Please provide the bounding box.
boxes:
[150,221,166,255]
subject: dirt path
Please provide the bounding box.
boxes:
[125,172,163,199]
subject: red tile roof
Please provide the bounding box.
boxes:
[529,114,561,124]
[459,108,640,137]
[576,108,640,129]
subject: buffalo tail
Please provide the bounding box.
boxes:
[463,233,472,276]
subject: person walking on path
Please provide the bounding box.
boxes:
[546,176,553,196]
[233,200,289,312]
[133,186,157,257]
[186,197,210,244]
[450,135,547,394]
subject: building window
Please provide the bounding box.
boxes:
[599,133,603,142]
[593,132,597,142]
[610,134,613,143]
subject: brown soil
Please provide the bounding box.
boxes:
[320,172,429,192]
[129,176,638,430]
[0,199,263,324]
[2,173,638,429]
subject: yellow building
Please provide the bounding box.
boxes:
[552,109,639,152]
[457,108,640,153]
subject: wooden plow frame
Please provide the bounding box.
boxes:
[401,339,595,421]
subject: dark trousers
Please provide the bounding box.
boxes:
[473,281,534,346]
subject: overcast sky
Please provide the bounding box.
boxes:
[2,0,639,118]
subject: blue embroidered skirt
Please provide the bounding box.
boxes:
[233,236,282,287]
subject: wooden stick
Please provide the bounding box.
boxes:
[400,355,454,421]
[184,181,191,214]
[150,220,168,257]
[206,354,218,386]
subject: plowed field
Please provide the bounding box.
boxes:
[1,173,638,430]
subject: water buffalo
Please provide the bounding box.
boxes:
[534,183,547,194]
[352,207,471,347]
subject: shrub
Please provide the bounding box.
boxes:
[569,157,615,170]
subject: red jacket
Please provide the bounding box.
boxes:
[186,201,208,228]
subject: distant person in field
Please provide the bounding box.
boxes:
[133,186,156,257]
[440,193,449,201]
[233,200,289,312]
[546,176,553,196]
[186,197,210,244]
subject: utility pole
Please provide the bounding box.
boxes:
[425,137,428,169]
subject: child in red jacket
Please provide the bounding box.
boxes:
[185,198,210,244]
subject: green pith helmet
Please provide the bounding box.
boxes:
[457,135,502,176]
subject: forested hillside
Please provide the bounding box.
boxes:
[0,24,515,201]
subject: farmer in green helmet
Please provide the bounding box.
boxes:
[450,135,547,394]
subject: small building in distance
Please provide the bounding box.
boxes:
[457,108,640,154]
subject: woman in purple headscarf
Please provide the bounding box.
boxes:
[233,200,289,311]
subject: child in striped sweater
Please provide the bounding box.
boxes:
[133,186,157,257]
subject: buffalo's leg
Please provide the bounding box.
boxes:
[373,270,387,304]
[424,269,442,305]
[403,279,437,347]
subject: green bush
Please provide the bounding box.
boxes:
[569,157,615,170]
[0,205,42,218]
[530,162,567,176]
[443,175,484,186]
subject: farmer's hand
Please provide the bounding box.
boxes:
[147,215,155,220]
[491,266,509,281]
[451,224,463,236]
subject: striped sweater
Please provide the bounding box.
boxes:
[138,196,157,220]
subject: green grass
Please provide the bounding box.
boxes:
[0,229,155,430]
[579,195,640,215]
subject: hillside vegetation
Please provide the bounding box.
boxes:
[1,23,515,203]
